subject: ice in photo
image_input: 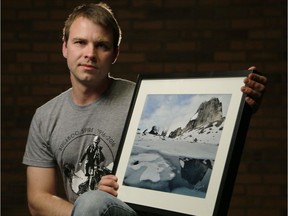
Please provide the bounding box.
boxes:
[123,94,232,198]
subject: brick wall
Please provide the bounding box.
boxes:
[2,0,286,215]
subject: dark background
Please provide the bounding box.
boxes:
[2,0,287,215]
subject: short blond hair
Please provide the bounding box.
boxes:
[62,3,122,49]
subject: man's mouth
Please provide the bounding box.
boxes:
[80,64,98,70]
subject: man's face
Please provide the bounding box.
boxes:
[62,16,119,87]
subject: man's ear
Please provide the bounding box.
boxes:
[62,41,68,58]
[112,47,119,64]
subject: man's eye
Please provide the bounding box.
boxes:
[98,44,106,48]
[96,43,110,50]
[75,41,85,45]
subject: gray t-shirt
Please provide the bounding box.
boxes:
[23,77,135,203]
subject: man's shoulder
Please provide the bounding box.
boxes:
[36,88,71,113]
[112,77,136,87]
[110,77,136,95]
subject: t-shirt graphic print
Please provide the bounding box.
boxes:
[60,131,115,200]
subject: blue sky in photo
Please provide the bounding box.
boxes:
[138,94,231,132]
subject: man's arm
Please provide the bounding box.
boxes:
[27,166,73,216]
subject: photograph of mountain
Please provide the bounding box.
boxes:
[123,94,232,198]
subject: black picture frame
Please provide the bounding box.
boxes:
[113,70,253,216]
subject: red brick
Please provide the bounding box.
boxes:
[166,42,196,51]
[17,52,48,62]
[231,19,264,29]
[246,185,282,196]
[249,30,283,39]
[214,51,246,61]
[236,174,263,184]
[133,20,163,30]
[247,208,282,216]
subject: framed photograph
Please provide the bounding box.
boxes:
[113,70,253,216]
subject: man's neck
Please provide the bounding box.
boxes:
[71,77,113,106]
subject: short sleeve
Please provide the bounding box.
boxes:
[22,109,56,167]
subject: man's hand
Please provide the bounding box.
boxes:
[98,175,119,197]
[241,66,268,113]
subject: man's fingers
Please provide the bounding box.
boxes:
[98,184,118,197]
[248,73,268,86]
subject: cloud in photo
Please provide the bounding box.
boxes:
[138,94,231,133]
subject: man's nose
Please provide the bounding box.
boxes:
[84,44,96,60]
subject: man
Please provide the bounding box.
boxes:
[22,3,267,216]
